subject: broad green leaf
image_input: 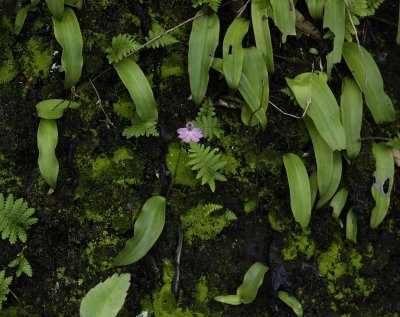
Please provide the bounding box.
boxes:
[114,196,165,266]
[370,143,394,228]
[304,117,333,200]
[64,0,82,9]
[317,150,342,208]
[305,0,325,20]
[330,187,349,219]
[46,0,64,20]
[52,8,83,89]
[251,0,274,72]
[283,153,311,231]
[223,18,249,90]
[36,99,80,119]
[346,208,357,243]
[114,58,158,121]
[286,72,346,151]
[341,77,363,159]
[188,9,220,105]
[214,262,268,305]
[323,0,345,78]
[240,48,269,129]
[80,273,130,317]
[278,291,303,317]
[37,119,59,188]
[342,42,395,123]
[270,0,296,43]
[15,0,40,35]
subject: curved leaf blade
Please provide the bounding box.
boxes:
[278,291,303,317]
[37,119,59,188]
[330,187,349,219]
[46,0,64,20]
[346,208,357,243]
[188,9,220,105]
[283,153,312,230]
[80,273,131,317]
[270,0,296,43]
[342,42,395,123]
[305,0,325,20]
[36,99,80,119]
[114,58,158,121]
[52,8,83,89]
[223,18,249,90]
[114,196,165,266]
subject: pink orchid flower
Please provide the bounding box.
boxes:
[177,121,203,143]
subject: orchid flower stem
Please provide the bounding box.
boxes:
[165,145,183,200]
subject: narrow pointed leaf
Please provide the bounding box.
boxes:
[52,8,83,89]
[252,0,274,72]
[283,153,312,231]
[278,291,303,317]
[223,18,249,90]
[36,99,80,119]
[270,0,296,43]
[346,208,357,243]
[46,0,64,20]
[286,72,346,150]
[15,0,40,35]
[370,143,394,228]
[37,119,59,188]
[80,273,131,317]
[342,42,395,123]
[317,150,342,208]
[330,187,349,219]
[305,0,325,20]
[114,58,158,121]
[188,9,220,105]
[341,77,363,159]
[114,196,165,266]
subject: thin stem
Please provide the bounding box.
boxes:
[269,98,311,119]
[165,145,183,200]
[89,78,114,127]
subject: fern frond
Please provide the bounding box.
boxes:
[365,0,385,15]
[192,0,222,12]
[145,25,178,49]
[8,252,32,277]
[0,58,18,84]
[188,143,227,192]
[194,99,223,140]
[105,34,141,64]
[0,270,13,310]
[122,116,159,138]
[0,194,37,244]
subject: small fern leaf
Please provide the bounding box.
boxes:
[106,34,141,64]
[194,99,223,140]
[0,270,13,310]
[145,25,178,49]
[192,0,222,12]
[122,116,159,138]
[9,253,33,277]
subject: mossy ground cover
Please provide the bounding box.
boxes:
[1,0,400,316]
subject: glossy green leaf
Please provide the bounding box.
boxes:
[36,99,80,119]
[188,9,220,105]
[114,58,158,121]
[114,196,165,266]
[304,117,333,200]
[278,291,303,317]
[251,0,274,72]
[309,171,318,207]
[80,273,130,317]
[283,153,312,231]
[317,150,342,208]
[214,262,268,305]
[323,0,345,77]
[342,42,395,123]
[46,0,64,20]
[223,18,249,90]
[52,8,83,89]
[240,48,269,129]
[286,72,346,151]
[305,0,325,20]
[15,0,40,35]
[330,187,349,219]
[370,143,394,229]
[270,0,296,43]
[340,77,363,159]
[37,119,59,188]
[346,208,357,243]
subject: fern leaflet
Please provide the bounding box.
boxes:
[0,270,12,310]
[8,251,33,277]
[0,194,38,244]
[188,143,227,192]
[192,0,222,12]
[194,99,223,140]
[105,34,141,64]
[122,115,159,138]
[145,25,178,49]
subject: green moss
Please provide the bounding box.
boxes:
[0,55,17,84]
[318,241,347,280]
[84,230,119,272]
[0,306,40,317]
[281,229,315,260]
[268,208,291,233]
[113,99,135,120]
[161,53,184,79]
[166,143,196,188]
[86,0,115,9]
[21,36,53,79]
